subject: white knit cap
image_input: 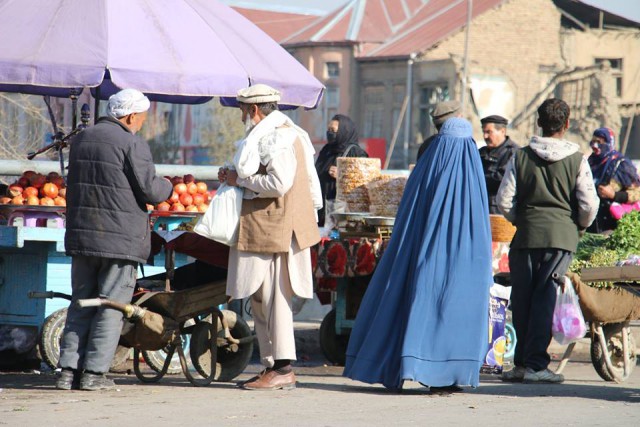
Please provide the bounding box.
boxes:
[236,83,281,104]
[107,88,151,118]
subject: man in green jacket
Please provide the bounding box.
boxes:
[496,98,598,383]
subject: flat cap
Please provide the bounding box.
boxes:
[431,100,461,126]
[481,115,509,126]
[236,83,281,104]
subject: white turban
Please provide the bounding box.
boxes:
[107,88,151,118]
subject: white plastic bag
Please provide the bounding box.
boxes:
[193,183,243,246]
[552,277,587,345]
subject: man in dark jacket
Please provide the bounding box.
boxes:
[57,89,172,391]
[479,115,519,214]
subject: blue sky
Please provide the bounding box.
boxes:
[219,0,640,22]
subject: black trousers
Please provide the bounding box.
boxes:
[509,248,572,371]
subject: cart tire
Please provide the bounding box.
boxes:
[190,310,254,382]
[590,323,637,382]
[39,308,132,373]
[319,309,348,366]
[142,319,195,375]
[39,308,67,370]
[504,322,517,359]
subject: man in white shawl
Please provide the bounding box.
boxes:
[219,84,322,390]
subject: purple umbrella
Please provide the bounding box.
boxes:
[0,0,324,108]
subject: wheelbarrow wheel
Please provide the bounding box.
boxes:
[319,309,348,366]
[590,323,637,382]
[39,307,130,372]
[189,310,254,382]
[141,318,195,375]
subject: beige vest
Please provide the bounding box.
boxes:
[237,137,320,253]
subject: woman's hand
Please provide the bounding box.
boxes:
[328,165,338,179]
[597,184,615,200]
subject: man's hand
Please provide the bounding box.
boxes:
[328,165,338,179]
[218,167,227,183]
[597,184,615,200]
[226,169,239,187]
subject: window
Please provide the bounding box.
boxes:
[326,62,340,78]
[391,85,406,143]
[323,86,340,126]
[418,85,449,138]
[363,86,384,138]
[595,58,623,97]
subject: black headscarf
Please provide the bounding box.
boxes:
[315,114,368,225]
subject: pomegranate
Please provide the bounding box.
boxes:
[196,181,208,194]
[183,174,195,184]
[171,176,184,185]
[0,197,11,204]
[23,187,39,198]
[40,197,55,206]
[41,183,59,199]
[185,205,199,212]
[170,203,185,212]
[157,201,171,212]
[174,183,188,195]
[186,182,198,195]
[11,195,24,205]
[17,176,30,188]
[179,193,193,207]
[22,170,36,180]
[9,185,23,197]
[192,193,205,206]
[168,191,180,204]
[197,203,209,213]
[53,197,66,206]
[26,195,40,206]
[30,174,46,189]
[58,187,67,198]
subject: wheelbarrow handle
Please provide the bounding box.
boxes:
[76,298,105,308]
[28,291,72,300]
[76,298,146,320]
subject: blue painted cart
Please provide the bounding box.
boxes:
[0,220,186,366]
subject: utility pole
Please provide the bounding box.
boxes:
[461,0,473,115]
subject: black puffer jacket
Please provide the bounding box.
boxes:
[64,117,172,263]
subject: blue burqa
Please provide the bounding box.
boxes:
[343,118,492,390]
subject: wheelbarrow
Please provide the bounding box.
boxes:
[30,261,254,387]
[556,267,640,383]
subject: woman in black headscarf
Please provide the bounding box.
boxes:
[315,114,368,226]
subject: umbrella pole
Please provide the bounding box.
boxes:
[94,86,101,125]
[70,89,79,130]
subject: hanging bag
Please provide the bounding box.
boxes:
[552,277,587,345]
[193,183,243,246]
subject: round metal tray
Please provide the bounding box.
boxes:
[0,204,66,215]
[331,212,370,222]
[149,210,201,218]
[364,216,395,226]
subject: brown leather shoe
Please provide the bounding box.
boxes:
[241,370,296,391]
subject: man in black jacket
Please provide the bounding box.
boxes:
[57,89,172,391]
[479,115,519,214]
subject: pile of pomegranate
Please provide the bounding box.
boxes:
[0,171,66,206]
[148,175,211,213]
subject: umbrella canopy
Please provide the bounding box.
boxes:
[0,0,324,108]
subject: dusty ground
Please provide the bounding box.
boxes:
[1,352,638,427]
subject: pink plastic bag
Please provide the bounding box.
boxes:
[552,277,587,345]
[609,201,640,220]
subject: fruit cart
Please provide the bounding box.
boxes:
[0,203,189,368]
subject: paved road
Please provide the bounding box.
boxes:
[1,357,638,427]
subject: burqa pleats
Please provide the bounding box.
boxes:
[343,118,492,390]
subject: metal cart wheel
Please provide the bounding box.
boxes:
[189,310,254,382]
[141,318,195,374]
[590,323,637,382]
[39,307,130,371]
[319,308,349,366]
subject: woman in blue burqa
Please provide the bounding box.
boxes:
[343,117,492,392]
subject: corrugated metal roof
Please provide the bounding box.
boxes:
[366,0,505,57]
[232,7,318,43]
[283,0,430,44]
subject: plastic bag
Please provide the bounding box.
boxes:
[552,277,587,345]
[193,183,243,246]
